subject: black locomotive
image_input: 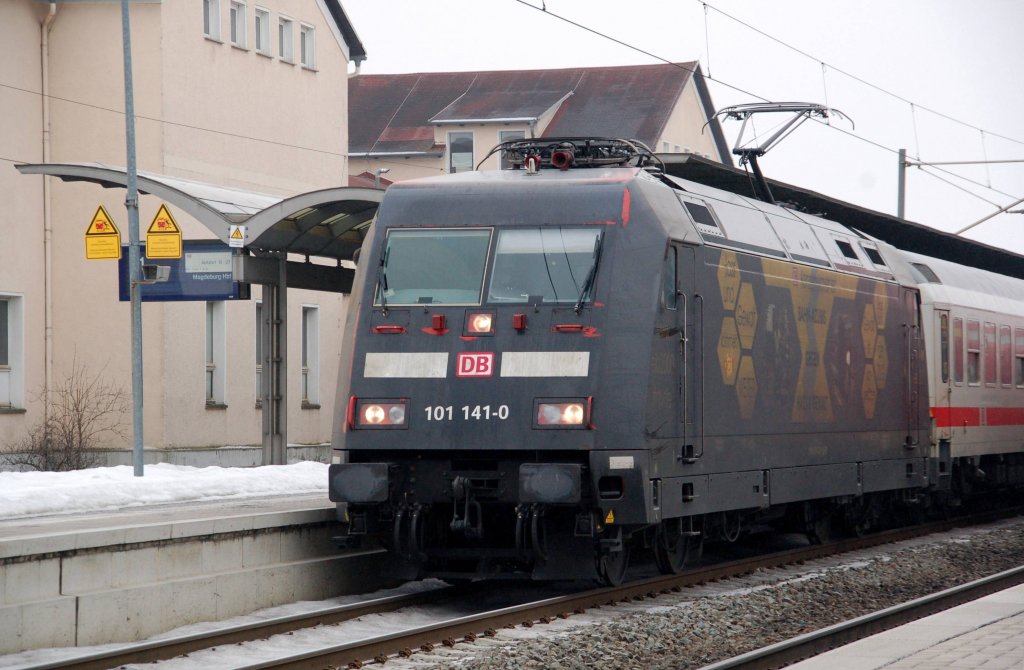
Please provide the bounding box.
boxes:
[329,138,1024,584]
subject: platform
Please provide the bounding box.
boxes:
[786,582,1024,669]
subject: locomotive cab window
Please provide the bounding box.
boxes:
[375,228,491,306]
[487,228,603,305]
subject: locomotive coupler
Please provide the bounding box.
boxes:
[450,475,484,538]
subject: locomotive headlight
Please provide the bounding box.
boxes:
[353,399,408,429]
[535,399,590,428]
[466,311,495,335]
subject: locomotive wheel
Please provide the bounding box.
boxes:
[596,545,630,586]
[653,518,689,575]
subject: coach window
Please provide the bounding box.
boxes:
[939,313,949,384]
[1015,328,1024,387]
[953,317,964,384]
[984,322,997,386]
[663,247,677,309]
[376,228,491,306]
[966,319,980,385]
[999,325,1012,387]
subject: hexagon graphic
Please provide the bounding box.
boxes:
[717,250,741,311]
[873,334,889,389]
[873,283,889,331]
[861,303,877,359]
[717,317,741,385]
[735,282,758,350]
[736,355,758,419]
[862,363,878,419]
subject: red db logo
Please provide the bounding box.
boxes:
[456,352,495,378]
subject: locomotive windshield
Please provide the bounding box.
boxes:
[487,228,602,304]
[374,228,491,306]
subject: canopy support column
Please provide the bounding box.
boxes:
[258,255,287,465]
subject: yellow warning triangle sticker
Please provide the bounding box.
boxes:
[86,205,120,235]
[147,204,180,234]
[230,227,244,240]
[604,509,615,524]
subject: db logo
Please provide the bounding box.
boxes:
[456,352,495,378]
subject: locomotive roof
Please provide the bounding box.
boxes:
[661,153,1024,281]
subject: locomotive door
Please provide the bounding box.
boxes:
[678,245,702,458]
[904,288,923,446]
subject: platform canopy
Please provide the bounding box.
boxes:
[16,162,382,264]
[662,153,1024,281]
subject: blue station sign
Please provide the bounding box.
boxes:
[118,241,250,302]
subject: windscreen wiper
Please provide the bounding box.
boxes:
[376,246,390,314]
[574,233,604,314]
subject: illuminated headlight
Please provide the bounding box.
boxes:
[466,311,495,335]
[535,399,590,428]
[353,399,408,429]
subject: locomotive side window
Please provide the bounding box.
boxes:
[967,320,980,384]
[487,228,603,305]
[835,240,859,260]
[683,202,718,228]
[861,245,887,267]
[375,228,491,306]
[1000,325,1012,387]
[663,247,677,310]
[1016,328,1024,387]
[953,317,964,384]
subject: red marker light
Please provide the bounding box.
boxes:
[513,313,527,331]
[432,314,447,331]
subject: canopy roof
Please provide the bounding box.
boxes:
[16,162,382,261]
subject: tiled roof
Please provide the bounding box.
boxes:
[348,63,729,160]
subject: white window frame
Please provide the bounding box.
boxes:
[206,301,227,406]
[254,7,271,56]
[499,130,525,169]
[203,0,222,40]
[299,23,316,69]
[447,131,474,174]
[229,0,247,48]
[0,295,24,409]
[301,305,320,406]
[255,300,264,405]
[278,16,294,63]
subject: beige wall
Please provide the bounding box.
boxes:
[656,78,723,160]
[1,0,353,457]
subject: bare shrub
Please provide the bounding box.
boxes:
[4,360,128,471]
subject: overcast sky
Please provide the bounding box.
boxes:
[342,0,1024,255]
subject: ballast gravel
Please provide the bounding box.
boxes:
[398,519,1024,670]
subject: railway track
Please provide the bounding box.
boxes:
[26,509,1023,670]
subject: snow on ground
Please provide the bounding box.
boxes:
[0,461,328,519]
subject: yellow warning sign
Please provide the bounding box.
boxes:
[84,205,121,260]
[604,509,615,524]
[145,204,182,259]
[230,226,243,240]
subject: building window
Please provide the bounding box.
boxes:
[499,130,525,169]
[300,23,316,68]
[255,300,263,404]
[206,301,227,405]
[229,1,247,47]
[203,0,221,39]
[301,305,319,405]
[0,296,23,408]
[967,319,980,385]
[448,131,473,173]
[254,7,270,55]
[278,16,294,62]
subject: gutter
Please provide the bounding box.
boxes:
[41,1,59,403]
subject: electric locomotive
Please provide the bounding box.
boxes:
[328,138,1013,583]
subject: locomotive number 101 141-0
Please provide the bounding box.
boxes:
[424,405,511,421]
